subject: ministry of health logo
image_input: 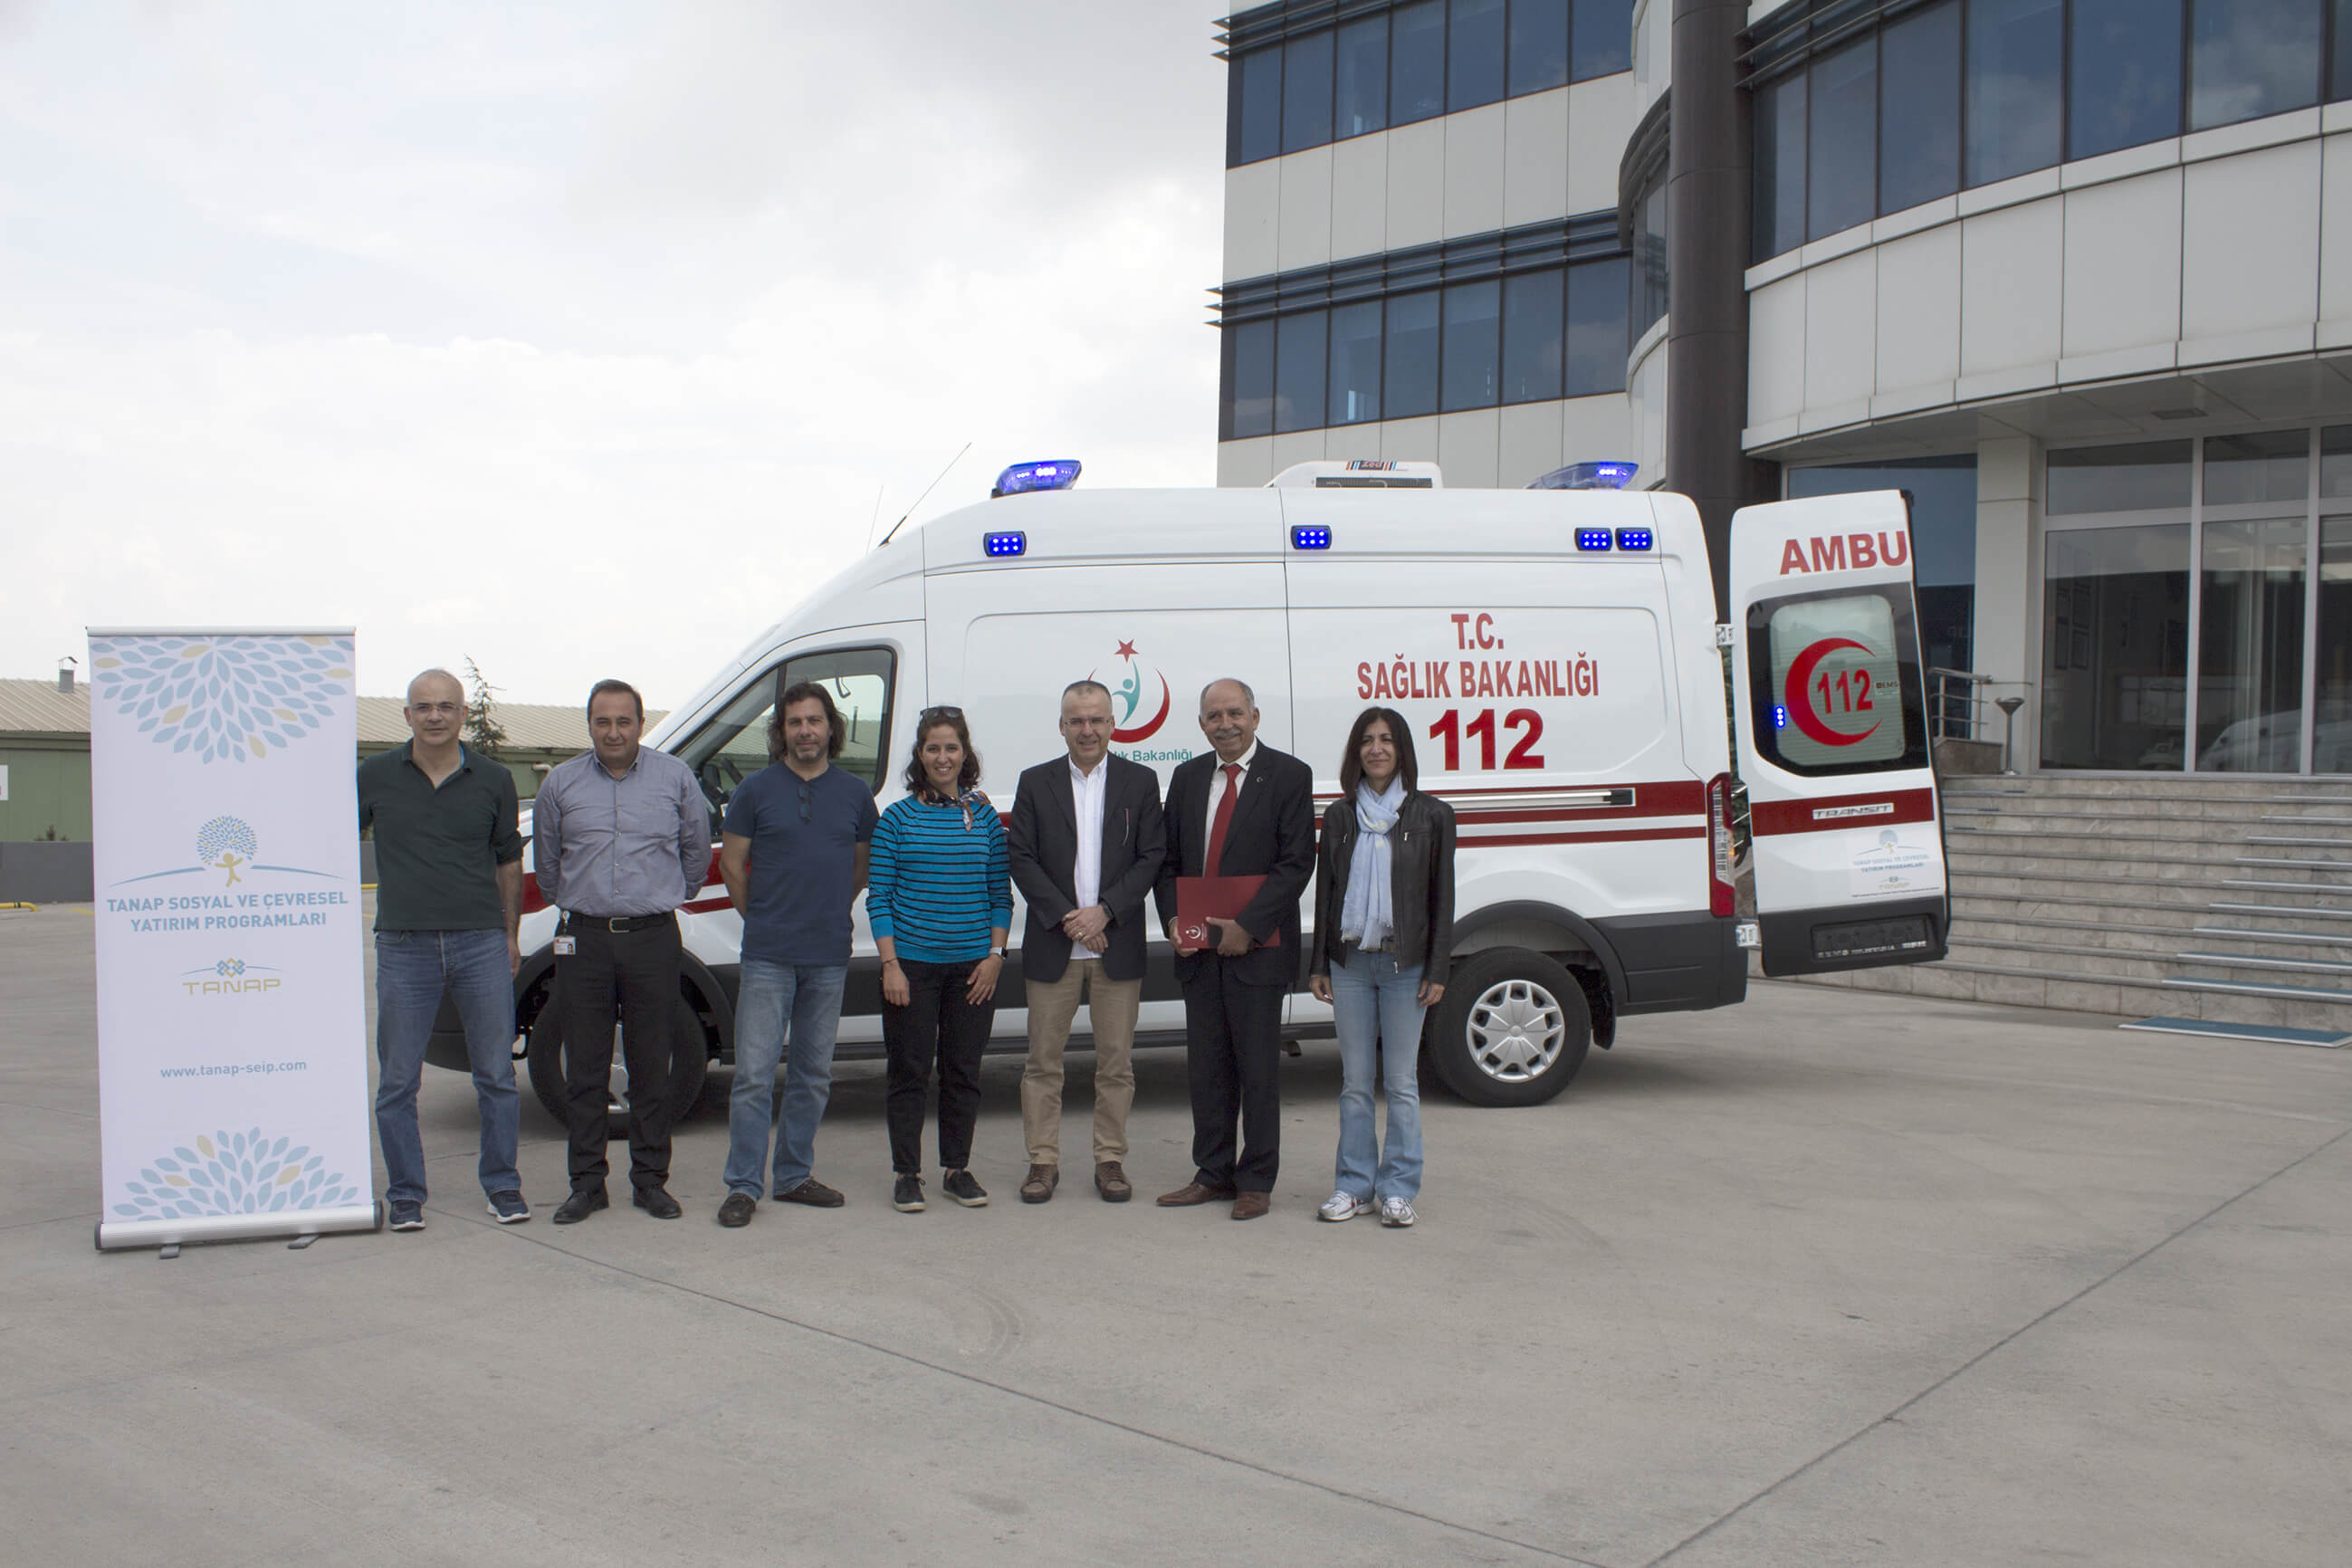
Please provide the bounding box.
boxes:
[1095,638,1171,742]
[91,634,352,764]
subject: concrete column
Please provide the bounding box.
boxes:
[1665,0,1761,617]
[1974,435,2043,767]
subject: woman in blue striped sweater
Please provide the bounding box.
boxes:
[869,706,1011,1213]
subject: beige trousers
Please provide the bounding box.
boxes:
[1020,955,1143,1165]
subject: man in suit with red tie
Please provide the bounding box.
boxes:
[1006,680,1168,1204]
[1152,678,1315,1219]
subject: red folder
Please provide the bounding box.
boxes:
[1174,875,1281,949]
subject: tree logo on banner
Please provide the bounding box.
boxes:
[195,817,258,885]
[110,1129,364,1221]
[90,634,354,763]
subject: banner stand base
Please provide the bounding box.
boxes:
[94,1201,384,1254]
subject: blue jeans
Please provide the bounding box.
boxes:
[374,929,520,1208]
[724,960,847,1198]
[1328,950,1427,1202]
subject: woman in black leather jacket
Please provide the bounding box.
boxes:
[1308,706,1456,1227]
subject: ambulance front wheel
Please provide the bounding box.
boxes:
[524,981,709,1134]
[1427,949,1592,1107]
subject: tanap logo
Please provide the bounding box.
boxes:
[180,957,283,997]
[1095,638,1172,743]
[195,816,258,885]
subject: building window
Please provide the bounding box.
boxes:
[1217,219,1633,439]
[2047,441,2194,514]
[2197,515,2308,770]
[1336,14,1391,138]
[1808,35,1878,241]
[1880,1,1961,213]
[1274,310,1329,434]
[1440,280,1503,411]
[1747,0,2352,261]
[2189,0,2324,132]
[1753,71,1808,263]
[1631,178,1668,342]
[1385,292,1443,418]
[2204,429,2311,506]
[2322,424,2352,497]
[2070,0,2183,160]
[1501,268,1566,403]
[1282,28,1335,154]
[1966,0,2064,187]
[1222,1,1639,167]
[1328,300,1385,425]
[2041,524,2192,770]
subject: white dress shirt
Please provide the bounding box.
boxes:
[1201,740,1258,860]
[1069,754,1108,910]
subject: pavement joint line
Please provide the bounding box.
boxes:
[435,1200,1614,1568]
[1639,1119,2352,1567]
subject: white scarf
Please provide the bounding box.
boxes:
[1340,778,1405,949]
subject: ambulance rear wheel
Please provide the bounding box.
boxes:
[524,984,709,1134]
[1428,949,1591,1107]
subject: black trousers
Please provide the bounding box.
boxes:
[884,958,995,1175]
[559,916,680,1193]
[1179,958,1286,1193]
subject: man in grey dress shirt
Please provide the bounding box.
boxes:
[534,678,712,1223]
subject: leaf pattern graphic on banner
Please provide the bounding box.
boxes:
[110,1128,363,1220]
[89,635,353,764]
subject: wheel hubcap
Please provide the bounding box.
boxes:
[1464,979,1567,1083]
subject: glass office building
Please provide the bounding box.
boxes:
[1214,0,2352,773]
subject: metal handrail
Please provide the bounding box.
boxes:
[1926,668,2032,744]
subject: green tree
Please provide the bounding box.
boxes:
[463,657,509,757]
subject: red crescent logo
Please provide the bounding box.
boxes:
[1113,674,1171,742]
[1783,637,1880,748]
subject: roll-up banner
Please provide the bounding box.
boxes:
[87,628,378,1251]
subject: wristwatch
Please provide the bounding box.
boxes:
[990,945,1008,959]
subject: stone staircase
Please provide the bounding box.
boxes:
[1783,774,2352,1037]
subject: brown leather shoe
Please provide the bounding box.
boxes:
[1019,1163,1059,1203]
[1155,1181,1238,1207]
[1230,1191,1271,1221]
[1094,1162,1132,1202]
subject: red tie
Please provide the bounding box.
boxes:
[1204,762,1241,875]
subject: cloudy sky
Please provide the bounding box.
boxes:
[0,1,1227,706]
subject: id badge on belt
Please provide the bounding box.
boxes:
[552,913,576,958]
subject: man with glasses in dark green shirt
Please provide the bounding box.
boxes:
[357,668,528,1233]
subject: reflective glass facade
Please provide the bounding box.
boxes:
[1217,219,1635,440]
[1224,0,1633,167]
[2042,428,2352,772]
[1749,0,2352,261]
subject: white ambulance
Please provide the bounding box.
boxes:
[437,464,1949,1120]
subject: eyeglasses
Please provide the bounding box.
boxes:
[920,705,963,721]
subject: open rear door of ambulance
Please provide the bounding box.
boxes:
[1729,490,1949,977]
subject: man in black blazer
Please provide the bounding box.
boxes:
[1007,680,1168,1204]
[1151,677,1315,1219]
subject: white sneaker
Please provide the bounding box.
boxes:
[1319,1190,1369,1222]
[1378,1197,1417,1228]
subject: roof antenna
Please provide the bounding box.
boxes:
[875,442,971,550]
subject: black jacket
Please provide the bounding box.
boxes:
[1309,790,1457,985]
[1152,743,1316,990]
[1006,753,1167,984]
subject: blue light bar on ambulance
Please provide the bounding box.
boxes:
[982,531,1027,558]
[1290,525,1332,550]
[1530,461,1640,491]
[992,459,1082,497]
[1614,527,1654,550]
[1575,528,1613,551]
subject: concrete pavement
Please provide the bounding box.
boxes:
[3,900,2348,1565]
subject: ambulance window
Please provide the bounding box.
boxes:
[1746,587,1928,777]
[672,646,897,829]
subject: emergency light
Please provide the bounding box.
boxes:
[983,531,1028,557]
[992,459,1082,496]
[1575,529,1613,551]
[1290,525,1332,550]
[1614,527,1654,551]
[1531,461,1639,491]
